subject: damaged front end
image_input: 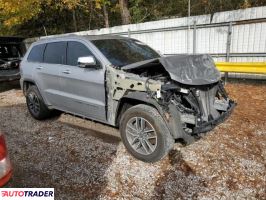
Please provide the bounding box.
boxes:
[0,59,21,82]
[107,54,236,143]
[161,81,236,139]
[0,37,25,82]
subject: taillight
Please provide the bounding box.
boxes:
[0,132,12,186]
[0,133,7,160]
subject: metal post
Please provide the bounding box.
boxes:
[187,0,190,54]
[225,22,232,83]
[193,20,197,54]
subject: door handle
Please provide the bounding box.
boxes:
[62,70,71,74]
[36,66,43,70]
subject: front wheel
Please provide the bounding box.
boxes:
[120,104,174,162]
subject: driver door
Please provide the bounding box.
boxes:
[59,41,106,122]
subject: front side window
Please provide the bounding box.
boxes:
[67,41,93,66]
[44,42,67,64]
[27,44,46,62]
[91,39,160,67]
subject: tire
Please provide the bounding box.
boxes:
[120,104,174,162]
[26,85,52,120]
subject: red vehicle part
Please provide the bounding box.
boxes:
[0,132,12,187]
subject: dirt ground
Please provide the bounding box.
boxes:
[0,81,265,200]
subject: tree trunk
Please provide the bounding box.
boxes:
[72,10,78,32]
[103,4,110,28]
[88,1,93,30]
[119,0,131,25]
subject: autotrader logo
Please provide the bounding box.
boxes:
[0,188,54,200]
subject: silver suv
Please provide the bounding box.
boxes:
[20,35,235,162]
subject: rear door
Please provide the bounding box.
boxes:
[34,42,67,107]
[59,40,106,122]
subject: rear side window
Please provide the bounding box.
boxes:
[44,42,67,64]
[27,44,46,62]
[67,41,93,66]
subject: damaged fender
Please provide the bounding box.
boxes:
[117,91,189,140]
[106,54,235,144]
[105,65,194,142]
[105,65,162,125]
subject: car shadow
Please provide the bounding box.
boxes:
[1,100,206,199]
[1,103,120,199]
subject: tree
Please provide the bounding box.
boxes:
[0,0,265,37]
[102,4,110,28]
[119,0,131,24]
[0,0,42,28]
[95,0,111,28]
[0,0,81,35]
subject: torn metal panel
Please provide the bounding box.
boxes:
[106,65,162,125]
[109,67,161,100]
[181,113,196,125]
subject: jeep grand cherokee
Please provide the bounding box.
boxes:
[20,35,235,162]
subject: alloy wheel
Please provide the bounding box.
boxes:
[28,92,41,116]
[126,117,157,155]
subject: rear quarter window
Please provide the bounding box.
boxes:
[27,44,46,62]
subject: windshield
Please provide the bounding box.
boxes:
[0,44,21,59]
[91,39,160,67]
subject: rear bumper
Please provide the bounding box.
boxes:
[193,100,236,134]
[0,69,20,82]
[0,170,12,187]
[0,157,12,187]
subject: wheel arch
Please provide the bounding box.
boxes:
[115,91,194,142]
[114,91,174,133]
[22,79,50,107]
[22,79,36,95]
[115,92,160,125]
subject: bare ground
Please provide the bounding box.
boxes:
[0,81,265,200]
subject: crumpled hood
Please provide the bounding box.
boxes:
[123,54,221,85]
[159,54,221,85]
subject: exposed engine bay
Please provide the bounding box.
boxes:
[0,37,25,82]
[106,54,236,143]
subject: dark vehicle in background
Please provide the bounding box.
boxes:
[0,37,26,82]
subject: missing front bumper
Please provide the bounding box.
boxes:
[193,100,236,134]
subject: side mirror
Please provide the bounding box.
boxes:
[77,56,97,68]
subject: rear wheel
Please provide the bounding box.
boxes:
[26,85,52,120]
[120,104,174,162]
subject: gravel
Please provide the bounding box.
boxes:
[0,81,265,199]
